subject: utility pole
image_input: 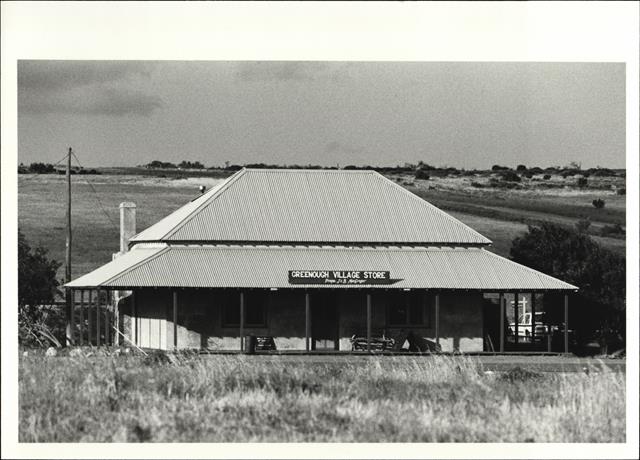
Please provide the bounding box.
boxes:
[65,147,73,346]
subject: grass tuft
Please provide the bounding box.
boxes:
[18,354,625,442]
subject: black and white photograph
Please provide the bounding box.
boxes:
[2,2,638,458]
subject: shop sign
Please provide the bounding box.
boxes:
[288,270,401,285]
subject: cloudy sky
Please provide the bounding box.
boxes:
[18,61,625,169]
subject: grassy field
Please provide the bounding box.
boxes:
[19,352,625,442]
[17,169,626,280]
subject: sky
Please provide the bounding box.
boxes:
[18,61,625,169]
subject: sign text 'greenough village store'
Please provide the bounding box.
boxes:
[288,270,402,285]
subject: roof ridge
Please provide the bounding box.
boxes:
[370,171,492,245]
[243,168,376,174]
[162,244,484,251]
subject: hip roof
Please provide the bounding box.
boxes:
[130,168,491,245]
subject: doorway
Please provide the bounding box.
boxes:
[311,291,339,350]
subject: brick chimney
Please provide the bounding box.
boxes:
[119,202,136,253]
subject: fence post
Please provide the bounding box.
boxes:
[78,290,84,346]
[96,290,101,347]
[104,290,110,346]
[88,290,93,345]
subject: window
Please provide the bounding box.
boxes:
[222,291,268,327]
[387,291,430,327]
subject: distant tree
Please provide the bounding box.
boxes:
[542,174,552,180]
[178,160,205,169]
[28,162,55,174]
[146,160,177,169]
[417,161,436,171]
[568,161,582,170]
[491,165,510,171]
[510,223,625,349]
[516,164,527,171]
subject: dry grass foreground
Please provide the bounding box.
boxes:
[19,352,625,443]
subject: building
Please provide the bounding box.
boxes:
[65,168,577,353]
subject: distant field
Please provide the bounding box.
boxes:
[19,353,625,442]
[17,170,626,280]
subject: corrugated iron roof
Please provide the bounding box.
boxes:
[66,245,577,291]
[130,169,491,245]
[65,245,166,288]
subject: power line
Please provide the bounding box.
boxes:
[69,151,119,232]
[69,150,134,204]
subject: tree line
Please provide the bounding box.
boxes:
[18,162,100,175]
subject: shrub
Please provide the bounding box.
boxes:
[510,223,625,347]
[18,230,62,347]
[543,174,552,180]
[500,171,521,182]
[590,168,614,177]
[616,187,626,195]
[523,172,533,179]
[470,181,484,188]
[575,218,591,233]
[600,223,624,237]
[489,178,519,189]
[576,177,588,188]
[592,199,605,209]
[414,170,430,180]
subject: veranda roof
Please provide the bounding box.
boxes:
[66,245,577,291]
[129,169,491,246]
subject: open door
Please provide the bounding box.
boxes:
[312,291,339,350]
